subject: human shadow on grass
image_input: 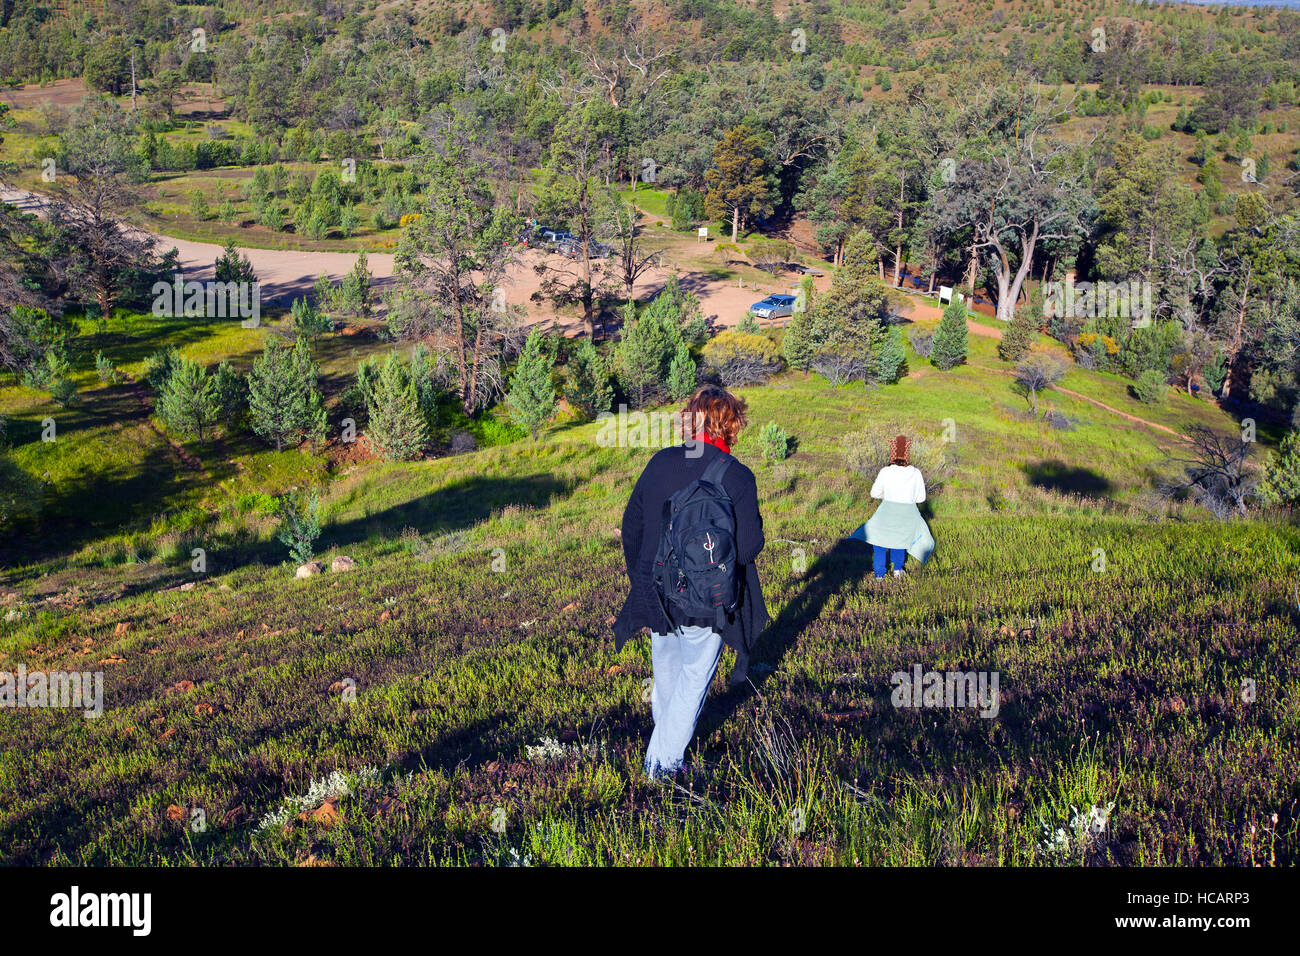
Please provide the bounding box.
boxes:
[696,537,876,737]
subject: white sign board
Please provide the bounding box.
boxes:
[698,227,708,238]
[938,285,953,304]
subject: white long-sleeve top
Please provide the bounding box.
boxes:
[870,464,927,504]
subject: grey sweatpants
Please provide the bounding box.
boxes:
[644,625,724,776]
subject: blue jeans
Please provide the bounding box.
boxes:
[645,625,724,777]
[873,545,906,578]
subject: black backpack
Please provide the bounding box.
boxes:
[653,452,740,630]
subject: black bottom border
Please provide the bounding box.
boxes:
[1,865,1287,941]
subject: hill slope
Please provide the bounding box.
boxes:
[2,348,1297,866]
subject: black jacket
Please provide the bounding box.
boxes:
[613,442,768,653]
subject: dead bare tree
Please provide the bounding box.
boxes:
[609,197,662,301]
[1158,425,1257,519]
[387,129,522,414]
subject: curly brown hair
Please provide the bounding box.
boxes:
[889,434,910,466]
[682,385,749,447]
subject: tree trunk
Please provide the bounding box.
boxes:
[994,226,1038,322]
[582,233,595,338]
[582,292,595,340]
[467,323,484,414]
[1221,262,1252,401]
[452,289,469,407]
[731,206,739,243]
[893,172,905,286]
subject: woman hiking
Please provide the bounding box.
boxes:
[852,434,935,578]
[613,385,768,779]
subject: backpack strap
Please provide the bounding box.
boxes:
[699,451,732,488]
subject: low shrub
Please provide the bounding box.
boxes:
[757,422,792,462]
[907,328,933,359]
[701,331,784,386]
[1133,369,1168,405]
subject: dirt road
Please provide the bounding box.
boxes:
[4,186,793,327]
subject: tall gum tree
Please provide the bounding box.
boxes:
[928,82,1093,321]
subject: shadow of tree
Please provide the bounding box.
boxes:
[321,473,575,551]
[0,442,206,566]
[1023,459,1112,496]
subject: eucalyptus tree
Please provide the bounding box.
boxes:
[927,81,1093,321]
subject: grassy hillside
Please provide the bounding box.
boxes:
[2,320,1296,865]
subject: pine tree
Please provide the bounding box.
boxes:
[782,307,815,371]
[1260,430,1300,508]
[214,240,256,284]
[780,274,819,371]
[212,360,246,432]
[667,340,698,401]
[408,343,444,428]
[703,124,775,242]
[276,490,321,565]
[617,302,682,408]
[158,356,218,443]
[506,330,557,441]
[293,337,327,448]
[998,299,1038,363]
[564,339,613,421]
[931,295,970,370]
[872,323,907,384]
[248,337,320,452]
[364,352,430,460]
[290,297,332,340]
[813,230,892,355]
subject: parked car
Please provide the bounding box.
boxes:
[748,293,798,320]
[540,228,576,246]
[558,237,614,259]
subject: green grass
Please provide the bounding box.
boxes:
[1,343,1296,865]
[619,184,673,221]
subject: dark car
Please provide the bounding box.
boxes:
[540,228,576,246]
[557,237,613,259]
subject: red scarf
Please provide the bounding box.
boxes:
[691,433,730,455]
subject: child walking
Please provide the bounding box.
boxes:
[852,434,934,578]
